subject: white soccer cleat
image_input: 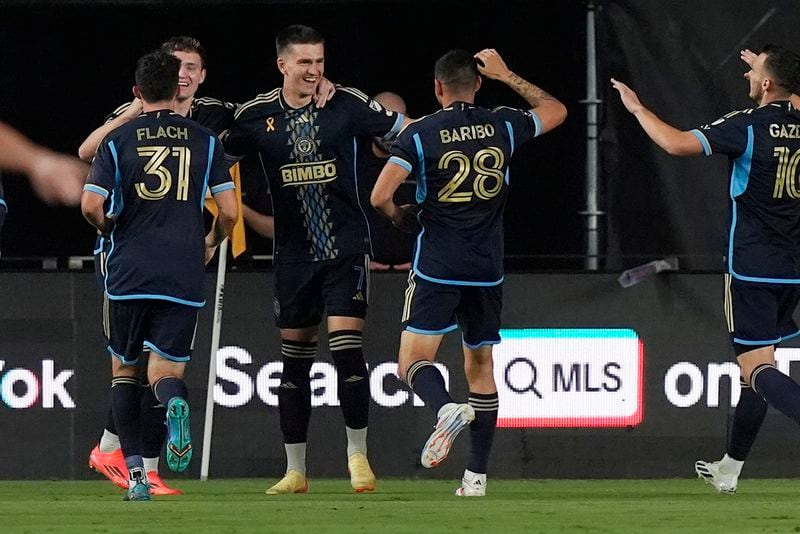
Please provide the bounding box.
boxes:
[695,460,737,494]
[455,469,486,497]
[421,403,475,469]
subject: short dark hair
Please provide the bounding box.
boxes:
[434,49,480,91]
[275,25,324,56]
[762,44,800,95]
[135,51,180,103]
[161,35,207,68]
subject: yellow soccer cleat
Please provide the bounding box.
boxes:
[348,452,376,493]
[265,469,309,495]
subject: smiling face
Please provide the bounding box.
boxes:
[277,43,324,103]
[171,49,206,102]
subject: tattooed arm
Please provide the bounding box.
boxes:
[475,48,567,134]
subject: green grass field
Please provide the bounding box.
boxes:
[0,479,799,533]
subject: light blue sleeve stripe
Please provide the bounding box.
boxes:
[388,156,413,173]
[530,111,543,137]
[0,198,6,209]
[505,121,515,155]
[413,133,427,203]
[83,184,110,198]
[690,129,712,156]
[202,135,215,212]
[389,113,405,135]
[210,182,235,194]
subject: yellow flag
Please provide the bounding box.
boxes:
[205,163,246,258]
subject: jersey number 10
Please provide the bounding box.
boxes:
[136,146,191,201]
[772,146,800,199]
[437,147,506,202]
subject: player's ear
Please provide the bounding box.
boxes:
[277,56,287,76]
[132,85,142,100]
[198,68,207,85]
[475,75,482,93]
[434,79,443,101]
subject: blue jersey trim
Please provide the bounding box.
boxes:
[405,324,459,336]
[0,198,6,209]
[730,126,753,198]
[414,268,504,287]
[107,345,140,366]
[690,129,712,156]
[104,140,123,296]
[463,338,501,349]
[504,121,514,184]
[413,133,427,203]
[531,111,542,138]
[202,135,215,212]
[390,113,405,135]
[733,336,783,346]
[106,293,206,308]
[83,184,109,198]
[353,137,375,259]
[210,182,235,194]
[143,340,191,362]
[389,156,413,173]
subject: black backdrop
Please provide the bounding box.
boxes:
[0,0,587,263]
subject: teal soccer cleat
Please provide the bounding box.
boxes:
[166,397,193,472]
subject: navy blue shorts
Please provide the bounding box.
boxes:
[725,274,800,354]
[107,299,198,365]
[401,271,502,348]
[273,254,369,329]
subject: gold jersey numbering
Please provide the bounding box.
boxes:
[437,147,506,202]
[135,146,191,201]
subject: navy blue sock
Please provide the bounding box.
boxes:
[140,383,167,460]
[406,360,453,415]
[278,340,316,443]
[727,377,767,461]
[467,392,498,474]
[752,364,800,424]
[152,376,188,407]
[330,330,369,429]
[104,406,116,435]
[111,376,143,460]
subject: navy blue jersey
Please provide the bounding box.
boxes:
[692,101,800,282]
[225,87,404,263]
[94,96,236,258]
[390,102,541,285]
[85,110,233,306]
[107,97,235,136]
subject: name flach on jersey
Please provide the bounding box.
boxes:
[440,123,496,144]
[136,126,189,141]
[280,159,338,186]
[769,123,800,139]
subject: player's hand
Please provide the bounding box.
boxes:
[392,203,420,234]
[28,150,88,206]
[122,98,143,119]
[740,49,758,68]
[610,78,644,114]
[315,77,336,108]
[474,49,511,82]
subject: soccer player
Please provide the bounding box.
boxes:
[224,24,407,495]
[82,36,233,496]
[355,91,415,271]
[81,50,236,500]
[611,44,800,494]
[371,48,567,496]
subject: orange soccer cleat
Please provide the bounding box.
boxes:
[147,471,184,495]
[89,445,129,489]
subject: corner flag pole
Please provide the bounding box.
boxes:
[200,237,228,481]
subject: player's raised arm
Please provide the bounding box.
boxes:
[475,48,567,134]
[78,98,143,161]
[610,78,703,156]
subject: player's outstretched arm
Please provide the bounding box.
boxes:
[475,48,567,134]
[242,203,274,239]
[205,188,238,263]
[610,78,702,156]
[0,121,87,205]
[78,98,143,161]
